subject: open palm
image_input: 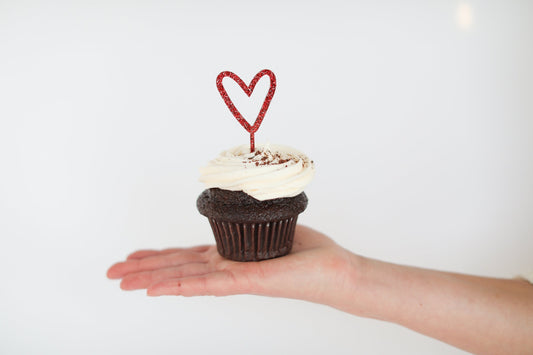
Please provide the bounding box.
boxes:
[108,225,533,355]
[107,225,357,306]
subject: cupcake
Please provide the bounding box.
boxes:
[197,143,315,261]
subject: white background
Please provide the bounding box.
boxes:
[1,0,532,354]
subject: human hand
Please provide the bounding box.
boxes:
[108,224,533,354]
[107,225,360,309]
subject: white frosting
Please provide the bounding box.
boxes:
[199,144,315,201]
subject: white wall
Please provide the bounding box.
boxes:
[1,1,532,354]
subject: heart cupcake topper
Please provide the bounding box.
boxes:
[216,69,277,152]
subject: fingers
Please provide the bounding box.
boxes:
[147,270,246,297]
[107,249,210,279]
[120,263,212,290]
[126,245,211,260]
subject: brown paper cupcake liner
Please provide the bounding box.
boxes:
[208,216,298,261]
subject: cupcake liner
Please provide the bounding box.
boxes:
[208,216,298,261]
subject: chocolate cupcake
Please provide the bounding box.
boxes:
[197,144,314,261]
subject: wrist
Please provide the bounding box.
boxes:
[332,252,399,321]
[321,248,372,316]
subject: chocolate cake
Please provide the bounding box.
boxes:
[197,188,308,261]
[197,143,314,262]
[197,188,308,222]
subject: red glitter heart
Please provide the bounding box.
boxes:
[216,69,277,152]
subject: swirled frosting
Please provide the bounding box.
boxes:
[199,144,315,201]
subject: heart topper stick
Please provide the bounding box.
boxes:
[216,69,277,152]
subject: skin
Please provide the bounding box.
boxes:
[107,225,533,355]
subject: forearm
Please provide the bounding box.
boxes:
[108,223,532,354]
[341,253,533,354]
